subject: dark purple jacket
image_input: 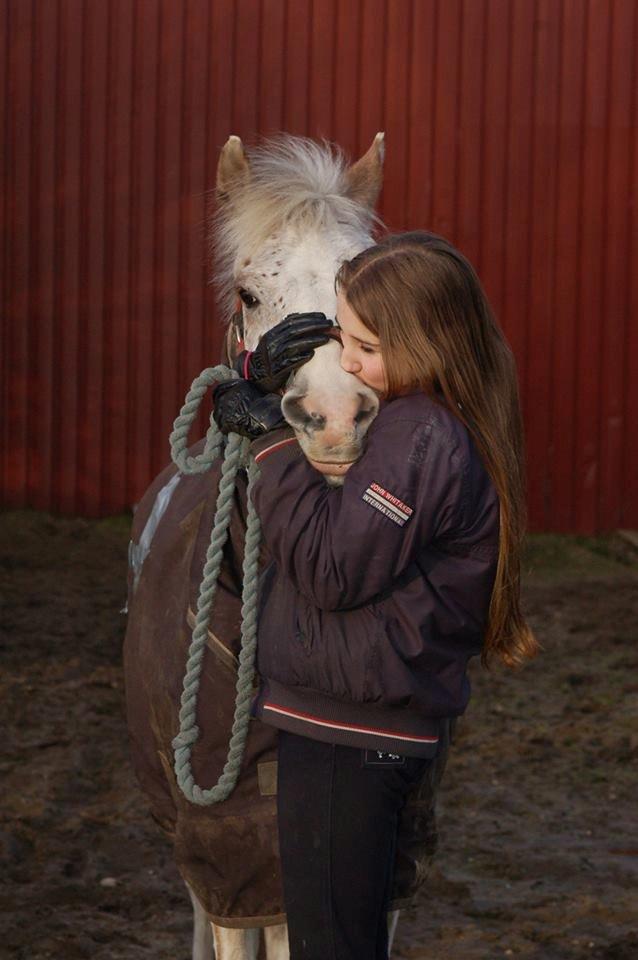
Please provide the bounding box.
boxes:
[249,391,500,757]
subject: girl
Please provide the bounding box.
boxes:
[213,231,538,959]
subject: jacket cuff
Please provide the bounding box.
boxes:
[250,426,301,464]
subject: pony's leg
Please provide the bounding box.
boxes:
[263,923,289,960]
[211,925,260,960]
[387,909,400,957]
[186,883,215,960]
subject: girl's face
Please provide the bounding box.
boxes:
[335,292,387,394]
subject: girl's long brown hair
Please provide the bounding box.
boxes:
[336,231,538,668]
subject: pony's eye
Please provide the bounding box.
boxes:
[238,288,259,309]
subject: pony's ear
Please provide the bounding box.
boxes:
[343,132,385,209]
[216,135,251,204]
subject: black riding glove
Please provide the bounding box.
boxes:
[212,379,287,439]
[234,312,333,392]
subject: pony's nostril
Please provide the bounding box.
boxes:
[281,394,307,426]
[282,398,326,434]
[309,412,326,430]
[354,407,375,425]
[354,392,379,431]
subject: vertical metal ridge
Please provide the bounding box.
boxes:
[130,0,159,506]
[75,0,90,515]
[109,0,134,514]
[598,0,633,529]
[620,0,638,525]
[545,0,562,530]
[405,0,417,227]
[202,0,216,372]
[597,0,614,528]
[5,1,32,507]
[576,0,609,532]
[383,0,410,229]
[329,0,337,135]
[126,0,139,507]
[122,0,138,510]
[26,0,38,507]
[565,0,589,533]
[354,0,363,155]
[177,0,189,415]
[28,1,55,510]
[595,0,615,531]
[159,0,184,477]
[51,0,65,513]
[476,0,488,276]
[100,0,115,514]
[357,0,384,183]
[256,0,264,132]
[456,0,484,263]
[305,0,313,136]
[260,0,286,136]
[451,0,464,244]
[547,0,566,531]
[0,1,8,503]
[377,0,388,223]
[500,0,513,313]
[150,0,164,478]
[428,0,439,231]
[181,0,207,414]
[283,0,292,132]
[526,0,562,529]
[520,0,539,464]
[401,0,415,229]
[521,0,539,525]
[574,0,591,533]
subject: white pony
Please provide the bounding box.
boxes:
[126,133,403,960]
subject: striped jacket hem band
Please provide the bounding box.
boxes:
[261,701,439,744]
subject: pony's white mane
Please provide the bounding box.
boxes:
[213,136,379,316]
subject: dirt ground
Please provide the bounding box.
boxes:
[1,509,637,960]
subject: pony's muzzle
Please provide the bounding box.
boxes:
[282,390,379,458]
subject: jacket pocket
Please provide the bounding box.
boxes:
[291,598,390,703]
[258,582,413,706]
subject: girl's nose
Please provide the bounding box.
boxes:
[340,347,361,374]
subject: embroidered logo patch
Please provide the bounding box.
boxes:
[361,482,413,527]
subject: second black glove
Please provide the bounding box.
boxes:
[213,379,287,440]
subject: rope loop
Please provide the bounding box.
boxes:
[169,365,250,475]
[168,365,264,805]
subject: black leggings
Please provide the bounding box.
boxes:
[276,731,431,960]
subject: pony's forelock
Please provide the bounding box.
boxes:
[212,136,380,318]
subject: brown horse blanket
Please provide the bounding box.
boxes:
[124,440,450,927]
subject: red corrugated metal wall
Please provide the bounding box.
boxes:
[2,0,637,531]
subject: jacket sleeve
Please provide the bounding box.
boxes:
[249,414,470,611]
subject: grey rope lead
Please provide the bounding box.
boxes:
[169,364,263,805]
[169,366,239,474]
